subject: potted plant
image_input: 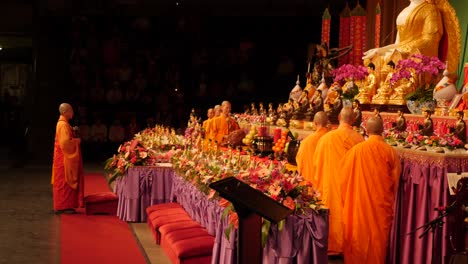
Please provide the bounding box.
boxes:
[331,64,369,101]
[389,54,446,114]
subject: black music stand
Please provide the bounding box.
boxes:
[209,177,294,264]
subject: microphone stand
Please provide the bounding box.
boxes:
[407,204,455,264]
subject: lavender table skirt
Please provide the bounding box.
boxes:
[388,149,468,264]
[171,173,329,264]
[114,164,174,222]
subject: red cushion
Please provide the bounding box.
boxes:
[159,221,203,236]
[172,236,215,258]
[148,208,186,221]
[84,192,118,203]
[84,192,118,215]
[164,228,210,244]
[146,203,182,215]
[151,214,193,228]
[152,220,201,245]
[161,237,212,264]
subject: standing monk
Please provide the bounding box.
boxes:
[341,117,401,263]
[295,111,329,184]
[312,107,364,255]
[51,103,84,214]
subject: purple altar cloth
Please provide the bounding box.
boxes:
[114,164,174,222]
[170,173,329,264]
[388,149,468,264]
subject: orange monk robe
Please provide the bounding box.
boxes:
[202,117,213,150]
[295,127,328,184]
[312,123,364,254]
[212,114,239,145]
[51,115,84,210]
[340,135,401,264]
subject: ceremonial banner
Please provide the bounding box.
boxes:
[350,4,367,65]
[321,8,331,45]
[375,2,381,48]
[339,4,351,65]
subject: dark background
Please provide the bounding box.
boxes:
[1,0,373,165]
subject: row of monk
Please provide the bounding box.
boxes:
[296,107,400,263]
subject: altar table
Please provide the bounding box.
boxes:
[112,149,468,263]
[170,173,330,264]
[389,148,468,264]
[114,164,174,222]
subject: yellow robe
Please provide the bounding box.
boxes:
[340,135,401,264]
[295,127,328,184]
[312,123,364,254]
[397,2,442,58]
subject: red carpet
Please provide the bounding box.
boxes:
[60,173,147,264]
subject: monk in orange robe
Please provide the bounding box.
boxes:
[51,103,84,214]
[212,101,239,145]
[202,108,214,150]
[295,111,329,184]
[341,117,401,264]
[312,107,364,255]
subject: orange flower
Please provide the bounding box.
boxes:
[219,198,230,208]
[229,212,239,229]
[282,196,296,210]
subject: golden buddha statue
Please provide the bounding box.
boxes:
[363,0,442,61]
[302,74,316,102]
[355,63,377,104]
[371,61,396,104]
[388,71,416,105]
[363,0,460,74]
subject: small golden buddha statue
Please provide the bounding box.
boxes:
[388,71,415,105]
[355,63,376,104]
[372,61,396,104]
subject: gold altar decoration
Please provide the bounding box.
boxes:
[365,0,461,105]
[436,0,461,74]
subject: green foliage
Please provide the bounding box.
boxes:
[342,85,359,100]
[405,83,436,103]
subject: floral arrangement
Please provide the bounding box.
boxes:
[171,145,324,246]
[403,131,464,151]
[389,54,446,103]
[332,64,369,85]
[104,140,152,183]
[437,133,464,150]
[383,130,408,145]
[105,124,184,183]
[405,131,425,146]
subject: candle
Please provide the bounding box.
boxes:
[258,126,267,137]
[273,127,282,143]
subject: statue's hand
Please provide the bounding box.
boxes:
[362,48,381,60]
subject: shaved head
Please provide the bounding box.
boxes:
[59,103,74,120]
[313,111,328,127]
[366,117,384,135]
[214,105,221,116]
[339,107,355,125]
[59,103,72,114]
